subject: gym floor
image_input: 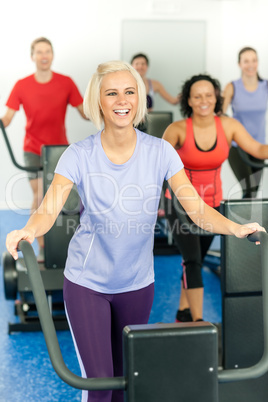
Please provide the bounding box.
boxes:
[0,210,221,402]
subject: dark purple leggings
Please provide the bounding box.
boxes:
[63,278,154,402]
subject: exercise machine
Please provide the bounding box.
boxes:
[0,120,79,333]
[152,188,268,400]
[220,198,268,401]
[17,231,268,401]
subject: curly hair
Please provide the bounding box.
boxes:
[180,74,223,118]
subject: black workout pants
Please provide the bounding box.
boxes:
[164,194,219,289]
[228,146,264,199]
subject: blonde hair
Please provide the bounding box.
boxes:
[31,37,53,56]
[83,60,147,130]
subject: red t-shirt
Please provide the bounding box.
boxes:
[6,72,84,155]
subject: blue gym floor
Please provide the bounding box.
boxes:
[0,210,221,401]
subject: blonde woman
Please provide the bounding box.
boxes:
[6,61,264,402]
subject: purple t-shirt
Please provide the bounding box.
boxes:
[55,129,183,293]
[231,78,268,146]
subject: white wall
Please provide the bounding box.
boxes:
[121,19,206,123]
[1,0,268,210]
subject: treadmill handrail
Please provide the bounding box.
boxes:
[237,146,268,169]
[218,230,268,382]
[18,232,268,389]
[0,119,41,172]
[18,240,126,391]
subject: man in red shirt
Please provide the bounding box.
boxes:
[1,37,88,261]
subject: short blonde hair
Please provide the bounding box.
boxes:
[83,60,147,130]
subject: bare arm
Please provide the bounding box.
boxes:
[76,103,89,120]
[222,82,234,114]
[162,120,186,148]
[168,169,264,238]
[153,80,179,105]
[222,116,268,159]
[1,108,16,127]
[6,173,74,260]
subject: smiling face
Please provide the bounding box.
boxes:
[31,41,53,72]
[239,50,258,78]
[100,71,139,129]
[188,80,217,117]
[131,57,148,78]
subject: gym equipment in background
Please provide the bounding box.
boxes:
[153,191,268,400]
[219,199,268,401]
[146,111,179,255]
[237,146,268,169]
[146,111,173,139]
[1,120,79,333]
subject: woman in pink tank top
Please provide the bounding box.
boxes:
[163,74,268,323]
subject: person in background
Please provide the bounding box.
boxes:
[1,36,88,262]
[6,62,264,402]
[131,53,179,133]
[222,47,268,198]
[131,53,179,111]
[163,74,268,323]
[131,52,180,216]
